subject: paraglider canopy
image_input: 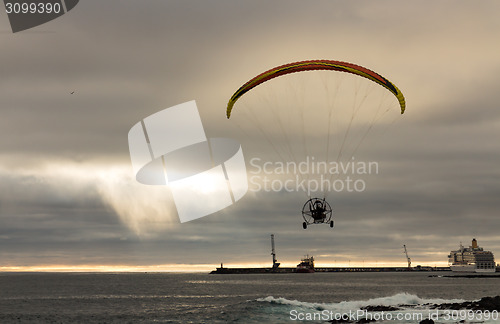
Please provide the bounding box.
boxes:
[226,60,406,119]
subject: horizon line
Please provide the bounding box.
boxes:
[0,261,451,273]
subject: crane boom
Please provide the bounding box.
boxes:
[403,245,412,269]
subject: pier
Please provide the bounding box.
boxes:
[210,266,451,274]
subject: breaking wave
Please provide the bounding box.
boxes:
[257,293,464,312]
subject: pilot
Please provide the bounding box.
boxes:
[311,200,325,220]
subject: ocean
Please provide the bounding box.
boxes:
[1,271,499,323]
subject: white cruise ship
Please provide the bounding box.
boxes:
[448,238,496,273]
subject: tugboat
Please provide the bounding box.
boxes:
[296,255,315,273]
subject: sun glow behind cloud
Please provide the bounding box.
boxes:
[0,160,179,236]
[95,165,179,235]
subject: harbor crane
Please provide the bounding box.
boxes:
[403,245,412,269]
[271,234,280,270]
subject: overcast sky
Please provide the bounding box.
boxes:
[1,1,499,271]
